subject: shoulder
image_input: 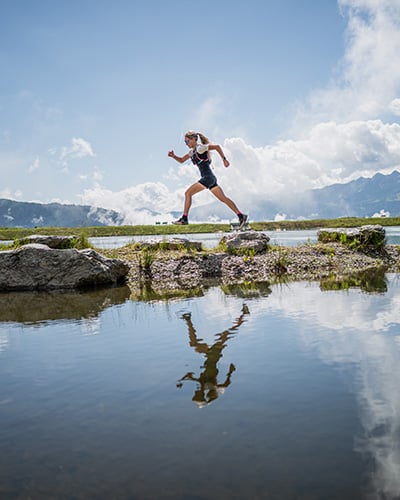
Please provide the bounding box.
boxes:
[197,144,209,154]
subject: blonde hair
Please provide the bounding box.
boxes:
[185,131,210,144]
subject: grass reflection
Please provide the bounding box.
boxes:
[320,268,388,293]
[221,281,273,298]
[129,283,205,302]
[130,281,274,302]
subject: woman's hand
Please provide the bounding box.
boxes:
[223,158,230,168]
[168,151,190,164]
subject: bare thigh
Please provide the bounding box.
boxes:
[210,185,228,202]
[186,182,207,196]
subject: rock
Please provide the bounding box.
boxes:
[221,230,270,254]
[317,225,386,250]
[0,244,129,291]
[137,238,203,251]
[15,234,77,249]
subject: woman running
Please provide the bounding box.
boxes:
[168,131,247,226]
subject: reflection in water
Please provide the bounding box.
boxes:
[129,282,205,302]
[0,285,130,323]
[130,281,272,303]
[320,268,388,293]
[3,270,400,498]
[221,281,272,298]
[264,274,400,499]
[177,304,249,407]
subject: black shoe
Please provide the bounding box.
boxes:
[238,214,248,229]
[172,216,188,225]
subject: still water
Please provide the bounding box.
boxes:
[90,225,400,249]
[1,275,400,499]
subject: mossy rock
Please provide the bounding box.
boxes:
[317,225,385,251]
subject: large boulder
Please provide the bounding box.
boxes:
[221,231,270,254]
[0,244,129,291]
[15,234,76,249]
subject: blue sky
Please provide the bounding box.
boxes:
[2,0,400,223]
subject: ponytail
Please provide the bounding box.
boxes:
[184,130,210,144]
[197,132,209,144]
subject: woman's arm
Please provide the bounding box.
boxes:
[208,144,230,167]
[168,150,190,164]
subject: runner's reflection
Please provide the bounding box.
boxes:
[177,304,249,407]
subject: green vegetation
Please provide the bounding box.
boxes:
[70,234,92,249]
[2,234,92,250]
[273,247,290,275]
[0,216,399,241]
[318,227,386,252]
[252,216,400,231]
[130,283,205,302]
[139,247,156,271]
[320,268,388,293]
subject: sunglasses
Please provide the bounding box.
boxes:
[184,136,195,144]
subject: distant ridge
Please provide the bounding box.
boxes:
[189,170,400,221]
[298,170,400,219]
[0,199,124,228]
[2,170,400,227]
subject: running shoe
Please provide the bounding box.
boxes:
[238,213,248,229]
[172,216,188,225]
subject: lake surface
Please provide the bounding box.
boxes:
[90,225,400,249]
[1,273,400,499]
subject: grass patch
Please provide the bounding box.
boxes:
[0,216,399,241]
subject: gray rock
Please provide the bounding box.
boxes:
[0,244,129,291]
[15,234,76,249]
[221,231,270,254]
[137,238,203,251]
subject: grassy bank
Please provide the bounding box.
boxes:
[0,216,399,241]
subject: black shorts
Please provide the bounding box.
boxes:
[199,174,218,190]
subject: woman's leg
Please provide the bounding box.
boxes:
[184,182,206,215]
[210,185,241,214]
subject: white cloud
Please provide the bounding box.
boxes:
[76,1,400,224]
[78,166,103,184]
[211,119,400,215]
[291,0,400,129]
[79,118,400,224]
[259,276,400,499]
[188,96,223,135]
[389,98,400,116]
[92,167,103,183]
[0,188,23,200]
[372,209,390,218]
[28,157,39,173]
[48,137,96,176]
[79,182,183,224]
[0,328,9,354]
[60,137,95,161]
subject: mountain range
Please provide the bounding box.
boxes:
[1,170,400,228]
[0,199,124,228]
[189,170,400,221]
[293,170,400,219]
